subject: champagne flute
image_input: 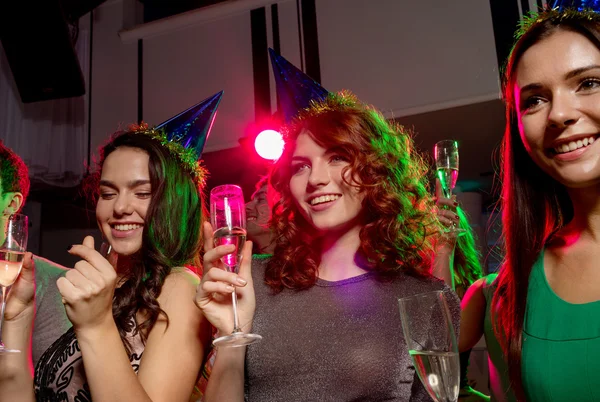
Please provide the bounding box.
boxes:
[434,140,464,235]
[210,185,262,348]
[398,290,460,402]
[0,213,28,354]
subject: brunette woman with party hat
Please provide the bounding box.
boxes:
[0,92,223,402]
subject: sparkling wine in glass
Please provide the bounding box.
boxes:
[398,290,460,402]
[0,213,28,354]
[434,140,464,235]
[210,185,262,348]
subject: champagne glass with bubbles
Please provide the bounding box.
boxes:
[434,140,464,235]
[211,185,262,348]
[0,213,28,354]
[399,290,459,402]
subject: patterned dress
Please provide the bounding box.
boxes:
[34,319,144,402]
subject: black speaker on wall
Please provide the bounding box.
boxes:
[0,0,106,103]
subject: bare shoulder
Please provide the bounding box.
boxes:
[463,277,488,299]
[166,267,200,287]
[157,267,200,308]
[470,277,487,291]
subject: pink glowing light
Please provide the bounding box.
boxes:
[254,129,284,160]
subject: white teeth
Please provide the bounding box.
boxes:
[310,195,340,206]
[114,224,142,231]
[554,136,596,154]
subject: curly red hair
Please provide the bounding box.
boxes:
[265,91,439,292]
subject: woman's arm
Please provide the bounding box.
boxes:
[458,278,487,353]
[61,237,211,402]
[203,347,246,402]
[432,240,456,290]
[0,252,36,402]
[75,270,210,402]
[196,222,255,402]
[432,178,459,289]
[137,268,211,400]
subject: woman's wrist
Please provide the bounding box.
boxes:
[73,316,119,346]
[4,304,35,327]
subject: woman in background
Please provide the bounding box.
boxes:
[435,194,489,401]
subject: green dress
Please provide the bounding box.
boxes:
[522,252,600,401]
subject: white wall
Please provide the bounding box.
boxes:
[90,1,138,153]
[0,0,506,177]
[143,12,255,152]
[316,0,500,116]
[86,0,501,153]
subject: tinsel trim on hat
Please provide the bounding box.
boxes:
[516,6,600,40]
[128,122,208,189]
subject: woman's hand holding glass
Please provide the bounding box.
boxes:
[196,222,255,338]
[4,252,35,323]
[435,179,460,246]
[57,236,118,333]
[0,213,29,353]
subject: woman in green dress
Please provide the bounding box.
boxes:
[494,2,600,401]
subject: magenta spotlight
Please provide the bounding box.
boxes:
[254,129,284,160]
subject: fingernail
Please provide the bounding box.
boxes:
[236,277,247,285]
[454,214,460,220]
[225,285,235,292]
[453,201,459,206]
[67,245,73,251]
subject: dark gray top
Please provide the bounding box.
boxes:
[32,255,71,367]
[246,257,461,402]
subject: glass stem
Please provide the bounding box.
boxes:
[0,286,7,347]
[231,288,241,334]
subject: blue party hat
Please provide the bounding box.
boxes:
[552,0,600,11]
[156,90,223,160]
[268,48,329,122]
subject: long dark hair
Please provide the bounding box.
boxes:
[494,15,600,399]
[87,131,204,351]
[266,92,438,292]
[452,207,483,299]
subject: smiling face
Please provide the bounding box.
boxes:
[96,147,151,256]
[288,131,364,235]
[514,28,600,189]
